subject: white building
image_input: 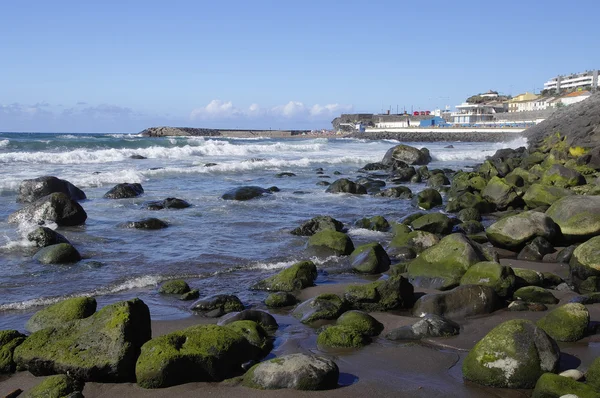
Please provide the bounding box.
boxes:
[532,96,556,111]
[544,70,599,92]
[552,91,592,106]
[451,102,506,124]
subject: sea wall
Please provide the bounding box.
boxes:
[346,131,524,142]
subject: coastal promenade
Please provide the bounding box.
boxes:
[365,127,525,134]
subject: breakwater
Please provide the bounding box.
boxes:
[139,126,311,138]
[347,130,525,142]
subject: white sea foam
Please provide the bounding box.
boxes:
[0,139,9,148]
[57,134,79,139]
[347,228,389,238]
[431,136,529,162]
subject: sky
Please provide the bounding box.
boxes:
[1,0,598,133]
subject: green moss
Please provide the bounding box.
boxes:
[317,325,368,348]
[179,289,200,301]
[24,374,84,398]
[26,297,97,332]
[345,283,378,302]
[536,303,589,342]
[586,356,600,392]
[225,320,271,352]
[415,188,442,210]
[0,330,26,373]
[336,310,383,336]
[350,242,390,274]
[292,294,346,324]
[158,279,190,294]
[389,230,439,254]
[513,286,559,304]
[355,216,390,231]
[460,262,516,298]
[513,268,544,287]
[390,222,411,235]
[265,292,297,308]
[410,213,452,234]
[523,183,574,208]
[307,230,354,255]
[252,261,317,291]
[532,372,600,398]
[344,276,413,311]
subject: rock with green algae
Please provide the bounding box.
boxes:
[354,215,390,231]
[462,319,560,389]
[349,242,390,274]
[482,176,520,210]
[513,286,559,305]
[22,374,84,398]
[33,243,81,265]
[158,279,190,295]
[446,191,492,214]
[570,236,600,293]
[522,183,574,208]
[8,192,88,227]
[486,211,558,250]
[190,294,244,317]
[412,285,502,319]
[414,188,442,210]
[546,195,600,242]
[409,212,453,235]
[14,298,151,382]
[179,289,199,301]
[458,208,482,222]
[541,164,586,188]
[406,233,485,290]
[531,372,600,398]
[26,297,97,333]
[265,292,297,308]
[27,226,70,248]
[586,356,600,392]
[335,310,383,336]
[459,261,516,298]
[388,230,439,254]
[251,260,317,292]
[513,267,544,288]
[135,323,265,388]
[290,216,344,236]
[217,309,278,334]
[325,178,367,195]
[386,314,460,341]
[307,230,354,256]
[221,320,272,353]
[536,303,589,342]
[292,294,346,324]
[317,325,369,348]
[0,330,26,373]
[242,353,339,390]
[344,276,414,312]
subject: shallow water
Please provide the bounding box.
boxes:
[0,132,527,330]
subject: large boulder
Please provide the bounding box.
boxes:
[481,177,520,210]
[459,261,516,298]
[27,227,70,248]
[33,243,81,265]
[412,285,502,319]
[486,211,558,250]
[355,215,389,232]
[103,183,144,199]
[251,261,317,292]
[26,297,97,332]
[135,323,267,388]
[462,319,560,388]
[325,179,367,195]
[144,197,191,210]
[407,234,485,290]
[307,230,354,256]
[290,216,344,236]
[513,286,559,305]
[386,314,460,341]
[14,299,151,382]
[243,353,339,390]
[414,188,442,210]
[570,236,600,293]
[532,372,600,398]
[344,276,414,311]
[190,294,244,317]
[317,325,369,348]
[446,192,492,214]
[336,310,384,336]
[536,303,589,342]
[410,213,453,235]
[222,186,271,201]
[217,310,279,333]
[382,144,431,166]
[349,243,390,274]
[8,192,87,226]
[292,294,346,324]
[388,230,440,254]
[546,195,600,241]
[376,186,413,199]
[23,374,84,398]
[0,330,26,373]
[522,183,574,208]
[541,164,586,188]
[158,280,190,295]
[265,292,297,308]
[17,176,86,203]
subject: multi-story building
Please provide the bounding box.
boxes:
[451,102,507,124]
[544,70,599,92]
[552,91,592,107]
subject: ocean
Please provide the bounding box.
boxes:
[0,132,528,330]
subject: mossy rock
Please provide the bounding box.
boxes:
[290,216,344,236]
[407,234,484,290]
[265,292,297,308]
[450,171,487,194]
[390,221,411,235]
[513,267,544,288]
[458,208,482,222]
[482,176,520,210]
[570,236,600,293]
[412,285,501,319]
[344,276,414,312]
[536,303,589,342]
[27,226,70,248]
[414,188,442,210]
[386,314,460,341]
[33,243,81,265]
[427,173,450,188]
[190,294,245,317]
[523,183,574,208]
[410,213,453,235]
[8,192,88,227]
[462,319,560,388]
[217,309,278,334]
[317,325,368,348]
[388,230,439,254]
[135,324,263,388]
[532,372,600,398]
[26,297,97,333]
[0,330,26,373]
[376,186,413,199]
[459,262,516,298]
[336,310,384,336]
[224,320,272,353]
[456,220,484,235]
[355,216,390,231]
[292,294,346,324]
[586,356,600,392]
[513,286,558,305]
[325,178,367,194]
[546,195,600,242]
[350,243,391,274]
[158,279,190,295]
[446,192,492,214]
[222,186,271,200]
[14,299,151,382]
[251,261,317,292]
[401,212,426,225]
[486,211,558,250]
[23,374,84,398]
[180,289,200,301]
[507,167,540,185]
[541,164,586,188]
[307,230,354,256]
[242,353,339,390]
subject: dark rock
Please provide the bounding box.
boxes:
[222,186,271,200]
[265,292,297,308]
[292,294,346,324]
[33,243,81,265]
[218,309,278,333]
[513,286,559,304]
[517,237,555,261]
[325,179,367,195]
[0,330,26,373]
[414,188,442,210]
[410,213,452,235]
[307,230,354,256]
[27,227,70,248]
[144,198,191,210]
[17,176,86,203]
[8,193,87,227]
[427,173,450,188]
[290,216,344,236]
[158,280,190,294]
[251,261,317,292]
[556,245,577,263]
[375,186,413,199]
[130,154,147,159]
[179,289,200,301]
[344,276,414,311]
[355,215,389,231]
[386,314,460,341]
[382,144,431,166]
[276,172,296,178]
[390,167,416,182]
[456,220,484,235]
[316,181,330,186]
[191,295,245,317]
[507,300,548,311]
[350,243,391,274]
[118,218,168,230]
[412,285,502,319]
[103,183,144,199]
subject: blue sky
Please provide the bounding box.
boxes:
[1,0,598,132]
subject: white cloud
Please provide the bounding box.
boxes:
[190,99,240,120]
[309,103,353,116]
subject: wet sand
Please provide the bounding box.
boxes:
[1,259,598,397]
